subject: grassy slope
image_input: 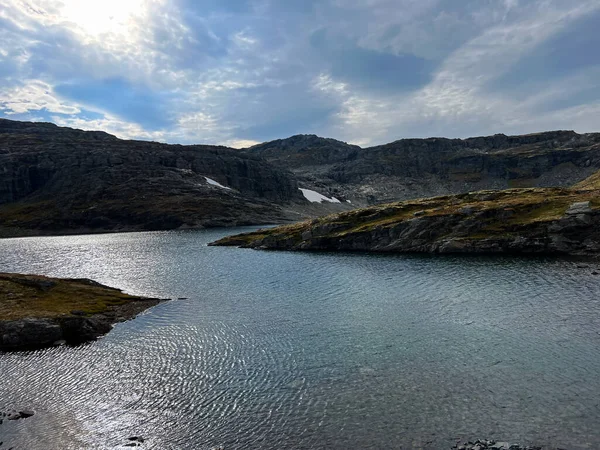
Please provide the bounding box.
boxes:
[575,170,600,190]
[0,273,152,321]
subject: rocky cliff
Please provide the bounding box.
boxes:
[211,184,600,256]
[0,119,309,237]
[246,131,600,205]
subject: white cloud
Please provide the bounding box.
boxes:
[226,139,261,149]
[0,80,80,115]
[51,114,166,141]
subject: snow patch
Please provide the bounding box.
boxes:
[347,200,352,204]
[205,177,232,190]
[300,188,341,204]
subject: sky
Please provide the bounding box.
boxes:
[1,0,599,148]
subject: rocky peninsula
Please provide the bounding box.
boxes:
[211,184,600,256]
[0,273,165,351]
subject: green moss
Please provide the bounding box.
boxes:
[507,178,536,188]
[506,200,569,225]
[0,201,59,223]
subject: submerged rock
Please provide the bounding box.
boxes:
[18,410,34,419]
[124,436,145,447]
[0,409,34,421]
[452,440,542,450]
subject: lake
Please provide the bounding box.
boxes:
[1,228,599,449]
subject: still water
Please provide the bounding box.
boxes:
[0,228,599,449]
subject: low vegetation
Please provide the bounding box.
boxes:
[0,273,149,321]
[575,170,600,190]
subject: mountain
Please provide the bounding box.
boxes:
[245,131,600,206]
[0,119,316,237]
[3,118,600,238]
[247,134,360,170]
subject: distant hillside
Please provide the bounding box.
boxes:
[575,168,600,190]
[247,134,360,169]
[0,119,310,237]
[246,131,600,206]
[3,118,600,238]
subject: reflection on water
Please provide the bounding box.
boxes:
[1,229,600,449]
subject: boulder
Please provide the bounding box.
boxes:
[566,201,592,215]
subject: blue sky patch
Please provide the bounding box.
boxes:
[55,78,175,129]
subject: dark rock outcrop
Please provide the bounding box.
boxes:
[248,134,361,169]
[451,440,542,450]
[1,409,35,421]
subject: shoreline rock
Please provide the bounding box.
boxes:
[0,273,167,351]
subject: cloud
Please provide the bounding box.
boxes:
[313,0,600,144]
[310,29,435,93]
[1,0,600,147]
[0,80,81,115]
[489,8,600,92]
[51,114,167,141]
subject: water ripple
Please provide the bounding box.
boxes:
[1,232,600,449]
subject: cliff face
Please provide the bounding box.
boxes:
[0,119,300,204]
[0,119,305,236]
[210,186,600,256]
[246,131,600,205]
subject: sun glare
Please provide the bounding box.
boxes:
[59,0,146,36]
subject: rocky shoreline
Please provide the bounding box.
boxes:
[211,187,600,256]
[0,273,167,351]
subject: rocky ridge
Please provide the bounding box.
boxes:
[246,131,600,206]
[0,272,166,351]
